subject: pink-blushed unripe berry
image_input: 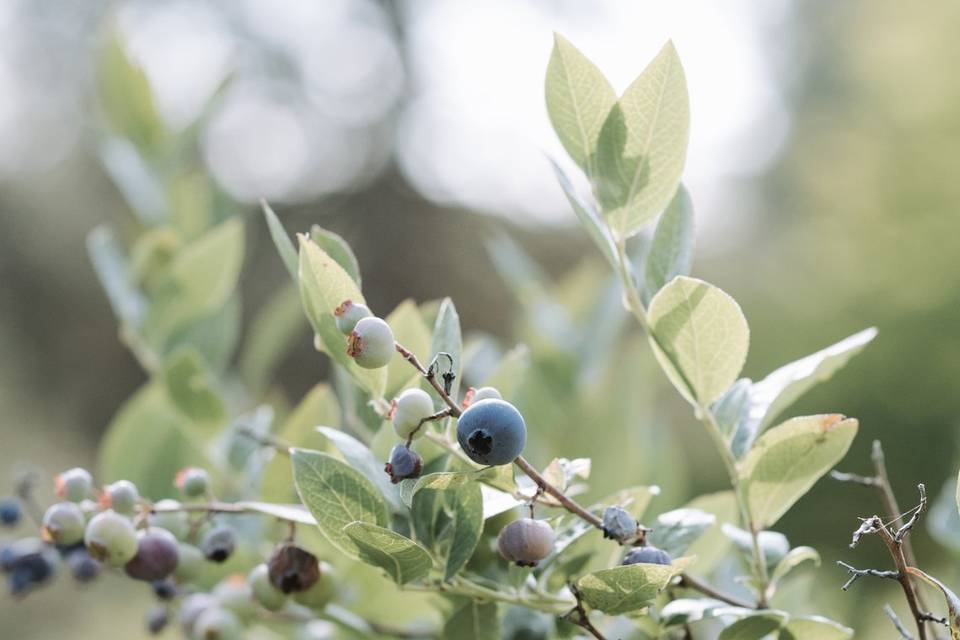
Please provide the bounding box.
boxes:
[346,316,394,369]
[101,480,139,515]
[249,563,286,611]
[462,386,502,408]
[125,528,180,581]
[333,300,372,335]
[456,399,527,466]
[267,544,321,594]
[622,545,672,566]
[42,502,86,546]
[391,388,435,440]
[174,543,205,582]
[201,526,236,563]
[175,467,210,498]
[149,500,189,540]
[385,444,423,484]
[55,468,93,502]
[497,518,555,567]
[84,510,137,566]
[193,606,244,640]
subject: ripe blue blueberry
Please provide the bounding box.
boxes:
[456,399,527,466]
[42,502,86,546]
[497,518,555,567]
[0,497,22,527]
[152,577,177,600]
[176,467,210,498]
[84,510,138,566]
[249,563,286,611]
[334,300,372,335]
[193,606,244,640]
[3,538,58,597]
[125,528,180,582]
[268,543,321,594]
[66,547,101,583]
[200,526,236,563]
[55,468,93,502]
[622,545,672,566]
[391,388,435,440]
[103,480,139,515]
[602,506,639,543]
[146,605,169,635]
[384,444,423,484]
[346,316,395,369]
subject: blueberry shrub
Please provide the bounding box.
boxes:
[4,29,958,640]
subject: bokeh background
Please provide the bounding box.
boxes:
[2,0,959,637]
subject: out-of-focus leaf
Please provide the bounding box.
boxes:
[660,599,752,627]
[722,525,790,571]
[647,276,749,406]
[644,184,695,303]
[545,34,616,176]
[298,235,387,398]
[778,616,853,640]
[770,546,820,587]
[713,378,752,442]
[343,522,432,584]
[310,225,361,287]
[443,598,499,640]
[317,426,403,513]
[235,502,317,526]
[261,200,299,281]
[421,297,462,403]
[734,328,876,457]
[718,611,788,640]
[550,158,617,268]
[163,347,225,427]
[240,283,307,393]
[739,415,858,529]
[385,300,432,398]
[163,296,241,373]
[684,491,738,574]
[595,42,689,238]
[292,448,389,557]
[87,225,147,331]
[647,508,715,558]
[444,483,483,580]
[99,138,167,225]
[481,345,530,401]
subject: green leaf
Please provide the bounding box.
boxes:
[684,491,738,574]
[316,426,403,513]
[550,159,618,269]
[906,567,960,639]
[545,34,617,176]
[718,611,788,640]
[481,344,530,401]
[660,599,753,627]
[385,300,432,398]
[343,522,432,584]
[99,382,205,499]
[99,138,167,225]
[422,297,462,402]
[298,235,387,398]
[647,276,750,406]
[595,42,689,238]
[291,448,389,557]
[163,296,241,372]
[235,502,317,526]
[260,385,339,502]
[444,483,483,580]
[770,546,820,587]
[644,185,694,303]
[443,598,499,640]
[310,225,362,287]
[87,225,148,334]
[739,415,858,529]
[575,562,679,615]
[261,200,299,281]
[733,328,877,457]
[162,347,225,426]
[714,378,752,441]
[240,283,307,394]
[146,218,245,339]
[778,616,853,640]
[647,508,715,558]
[722,525,789,571]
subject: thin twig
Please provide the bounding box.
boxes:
[837,560,899,591]
[13,470,44,527]
[235,425,291,455]
[395,343,462,417]
[884,604,915,640]
[513,456,603,530]
[566,583,607,640]
[678,573,754,609]
[895,484,927,542]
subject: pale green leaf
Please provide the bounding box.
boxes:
[770,546,820,586]
[596,42,689,238]
[422,297,462,402]
[734,328,877,457]
[644,184,694,303]
[239,283,307,393]
[291,448,389,557]
[261,199,298,280]
[87,225,147,331]
[719,611,788,640]
[235,502,317,526]
[660,599,753,627]
[317,426,403,513]
[162,347,225,426]
[778,616,853,640]
[310,225,361,287]
[162,296,241,372]
[545,33,616,175]
[647,508,715,558]
[648,276,749,405]
[343,522,432,584]
[481,344,530,401]
[684,491,738,574]
[444,598,499,640]
[444,482,483,580]
[575,561,680,615]
[385,300,432,398]
[906,567,960,639]
[298,235,387,398]
[550,158,618,268]
[739,415,858,529]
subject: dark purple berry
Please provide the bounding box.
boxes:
[125,528,180,581]
[0,498,21,527]
[384,444,422,484]
[622,545,672,566]
[267,544,320,594]
[200,526,236,563]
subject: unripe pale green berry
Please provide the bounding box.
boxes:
[391,388,435,440]
[296,620,337,640]
[622,545,672,566]
[84,510,138,566]
[292,562,335,610]
[249,563,287,611]
[179,593,215,637]
[464,386,502,407]
[103,480,139,515]
[213,575,256,618]
[193,606,244,640]
[55,468,93,502]
[346,316,394,369]
[175,467,210,498]
[456,399,527,466]
[125,528,180,581]
[333,300,372,335]
[149,500,189,540]
[174,543,205,582]
[497,518,555,567]
[42,502,86,546]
